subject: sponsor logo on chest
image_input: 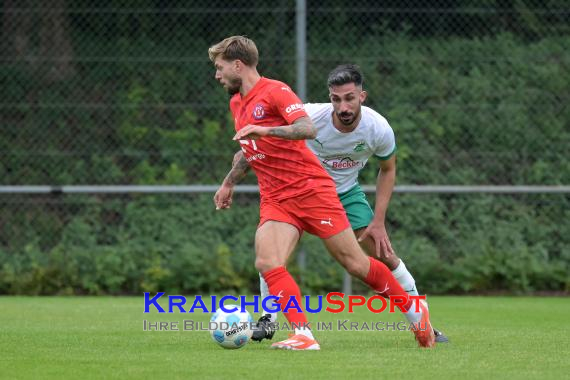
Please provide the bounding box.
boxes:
[323,157,360,170]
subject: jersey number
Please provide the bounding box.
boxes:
[239,139,258,152]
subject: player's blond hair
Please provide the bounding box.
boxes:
[208,36,259,67]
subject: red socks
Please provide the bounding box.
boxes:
[263,260,414,318]
[364,257,414,311]
[262,266,308,326]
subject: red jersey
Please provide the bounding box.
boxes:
[230,77,335,201]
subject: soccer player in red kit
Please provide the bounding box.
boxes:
[209,36,435,350]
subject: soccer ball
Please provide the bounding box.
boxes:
[209,305,254,349]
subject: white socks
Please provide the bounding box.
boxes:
[392,260,424,321]
[259,273,278,323]
[391,260,419,296]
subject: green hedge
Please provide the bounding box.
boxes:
[1,193,568,295]
[1,31,569,294]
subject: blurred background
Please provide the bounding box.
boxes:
[1,0,568,296]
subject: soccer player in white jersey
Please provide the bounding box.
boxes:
[249,64,448,343]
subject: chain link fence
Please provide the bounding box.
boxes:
[1,1,569,294]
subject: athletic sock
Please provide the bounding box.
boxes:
[391,260,419,296]
[262,266,309,329]
[363,257,415,312]
[259,273,278,322]
[391,259,424,315]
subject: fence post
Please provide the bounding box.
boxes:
[342,271,352,295]
[296,0,307,101]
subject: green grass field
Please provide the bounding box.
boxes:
[1,296,568,379]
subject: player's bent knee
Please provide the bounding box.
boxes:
[343,260,368,279]
[343,262,360,277]
[254,256,282,273]
[379,254,401,270]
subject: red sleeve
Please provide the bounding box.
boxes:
[269,85,308,124]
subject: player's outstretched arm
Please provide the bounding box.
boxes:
[214,151,250,210]
[267,116,316,140]
[233,117,316,141]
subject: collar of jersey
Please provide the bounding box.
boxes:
[240,77,268,101]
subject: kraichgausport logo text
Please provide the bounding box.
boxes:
[143,292,426,314]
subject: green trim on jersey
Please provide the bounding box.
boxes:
[376,145,397,161]
[338,184,374,230]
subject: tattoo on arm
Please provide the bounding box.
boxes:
[267,117,316,140]
[224,153,250,186]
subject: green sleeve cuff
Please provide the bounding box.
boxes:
[375,145,397,160]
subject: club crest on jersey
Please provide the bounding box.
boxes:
[252,104,265,120]
[353,141,366,152]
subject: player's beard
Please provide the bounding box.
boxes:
[337,106,361,126]
[225,76,242,95]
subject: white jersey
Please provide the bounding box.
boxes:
[305,103,396,193]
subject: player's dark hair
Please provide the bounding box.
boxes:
[327,64,364,88]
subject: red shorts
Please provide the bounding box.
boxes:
[259,188,350,239]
